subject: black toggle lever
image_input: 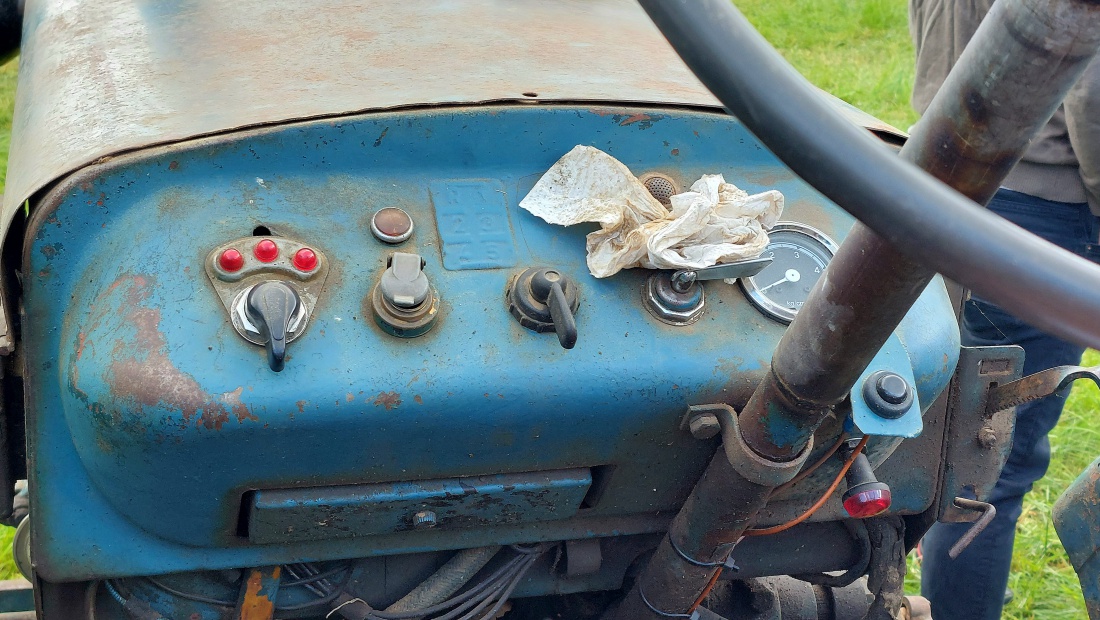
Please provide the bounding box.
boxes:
[246,281,302,372]
[508,267,580,349]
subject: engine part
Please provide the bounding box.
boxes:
[861,371,913,420]
[646,257,772,326]
[644,271,705,325]
[244,281,302,372]
[613,0,1100,614]
[947,498,996,559]
[738,223,836,324]
[1054,458,1100,619]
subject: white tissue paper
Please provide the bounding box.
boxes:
[519,145,784,278]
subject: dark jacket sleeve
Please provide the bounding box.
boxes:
[1065,56,1100,215]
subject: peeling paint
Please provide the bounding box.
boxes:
[372,391,401,410]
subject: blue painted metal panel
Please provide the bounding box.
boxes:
[249,469,592,544]
[22,105,957,581]
[1054,458,1100,619]
[431,180,519,270]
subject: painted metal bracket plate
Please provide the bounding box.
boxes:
[247,468,593,544]
[850,333,923,438]
[937,345,1024,522]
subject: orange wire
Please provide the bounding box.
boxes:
[688,567,724,613]
[743,435,869,537]
[686,436,870,612]
[773,432,848,494]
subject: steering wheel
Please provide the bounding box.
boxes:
[640,0,1100,350]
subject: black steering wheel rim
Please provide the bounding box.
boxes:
[639,0,1100,349]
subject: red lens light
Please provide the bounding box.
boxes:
[293,248,318,271]
[842,488,892,519]
[254,239,279,262]
[218,248,244,272]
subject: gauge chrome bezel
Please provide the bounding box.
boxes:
[738,222,839,324]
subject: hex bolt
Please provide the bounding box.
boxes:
[862,370,914,419]
[977,426,997,449]
[688,413,721,440]
[413,510,438,529]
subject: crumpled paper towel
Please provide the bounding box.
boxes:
[519,145,784,278]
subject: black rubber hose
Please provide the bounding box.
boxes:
[790,519,871,589]
[638,0,1100,349]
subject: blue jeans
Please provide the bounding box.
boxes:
[921,189,1100,619]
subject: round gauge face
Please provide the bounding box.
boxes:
[739,223,838,323]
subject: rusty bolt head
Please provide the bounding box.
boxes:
[977,427,997,449]
[688,413,721,440]
[413,510,438,529]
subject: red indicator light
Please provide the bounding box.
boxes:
[293,248,318,271]
[254,239,279,262]
[218,248,244,272]
[842,487,892,519]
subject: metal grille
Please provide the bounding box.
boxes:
[642,175,677,204]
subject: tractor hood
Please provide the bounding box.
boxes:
[3,0,902,242]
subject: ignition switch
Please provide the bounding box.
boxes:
[507,267,579,349]
[244,282,302,372]
[205,236,329,372]
[370,252,439,337]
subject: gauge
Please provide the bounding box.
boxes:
[739,222,838,324]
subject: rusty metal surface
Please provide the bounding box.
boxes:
[5,0,710,238]
[16,104,957,582]
[947,498,996,559]
[235,566,280,620]
[985,364,1100,414]
[1054,458,1100,619]
[248,469,593,545]
[612,0,1100,613]
[3,0,907,249]
[935,346,1023,524]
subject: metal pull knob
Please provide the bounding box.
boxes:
[245,281,302,372]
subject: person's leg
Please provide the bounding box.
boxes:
[921,189,1091,619]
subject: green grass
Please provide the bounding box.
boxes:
[0,55,16,581]
[736,2,1100,616]
[739,0,919,130]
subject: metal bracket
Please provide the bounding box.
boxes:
[670,256,772,292]
[708,403,813,487]
[849,334,923,438]
[937,346,1024,523]
[985,365,1100,414]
